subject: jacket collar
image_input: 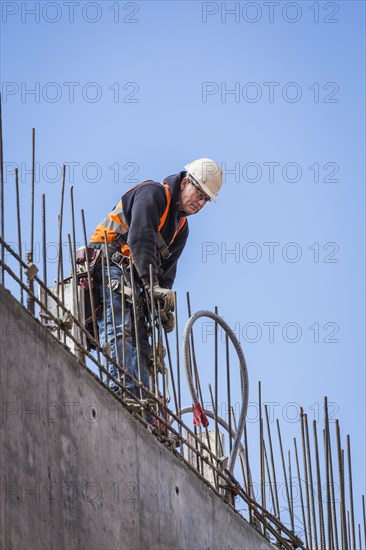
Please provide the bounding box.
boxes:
[163,171,187,211]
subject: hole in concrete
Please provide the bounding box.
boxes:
[175,486,179,495]
[92,408,96,418]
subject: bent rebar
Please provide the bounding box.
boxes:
[182,310,249,474]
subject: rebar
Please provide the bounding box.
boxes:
[208,383,224,457]
[30,128,35,278]
[80,210,101,369]
[121,274,126,387]
[294,437,309,549]
[324,396,335,549]
[263,440,276,517]
[214,305,219,462]
[57,165,66,313]
[313,420,325,549]
[129,254,144,400]
[231,406,248,493]
[70,186,77,261]
[185,293,204,470]
[157,302,167,407]
[70,186,81,322]
[207,382,234,505]
[322,428,334,548]
[336,420,348,550]
[67,233,83,362]
[262,434,267,539]
[27,128,36,314]
[164,329,179,416]
[288,449,294,538]
[174,291,183,457]
[259,382,267,537]
[277,418,294,531]
[41,193,47,309]
[101,254,109,374]
[304,413,318,549]
[300,408,313,549]
[184,293,203,474]
[15,168,24,304]
[347,435,356,550]
[327,424,339,549]
[149,264,159,406]
[206,388,224,492]
[265,404,280,520]
[243,421,253,521]
[225,334,232,454]
[358,523,362,550]
[186,292,202,404]
[348,510,352,550]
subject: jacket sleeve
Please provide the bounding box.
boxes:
[158,221,189,289]
[123,184,167,286]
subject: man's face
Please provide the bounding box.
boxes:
[179,178,210,216]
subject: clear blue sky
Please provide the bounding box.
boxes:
[1,0,365,532]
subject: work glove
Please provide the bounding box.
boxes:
[161,311,175,333]
[150,285,175,313]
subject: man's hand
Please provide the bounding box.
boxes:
[161,311,175,333]
[151,285,175,313]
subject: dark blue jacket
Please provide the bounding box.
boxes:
[122,171,189,288]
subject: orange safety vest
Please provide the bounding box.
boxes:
[90,181,187,257]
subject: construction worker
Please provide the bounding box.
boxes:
[88,158,223,399]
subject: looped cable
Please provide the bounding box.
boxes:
[182,310,249,474]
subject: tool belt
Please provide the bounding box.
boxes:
[75,240,140,294]
[74,238,146,348]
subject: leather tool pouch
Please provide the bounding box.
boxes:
[75,246,102,274]
[75,246,102,349]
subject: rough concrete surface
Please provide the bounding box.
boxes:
[0,286,273,550]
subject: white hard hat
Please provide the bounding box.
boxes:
[184,158,223,202]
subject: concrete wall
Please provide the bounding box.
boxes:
[0,286,272,550]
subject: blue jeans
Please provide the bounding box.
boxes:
[95,261,151,398]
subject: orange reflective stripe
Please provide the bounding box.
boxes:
[170,217,187,245]
[158,184,171,231]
